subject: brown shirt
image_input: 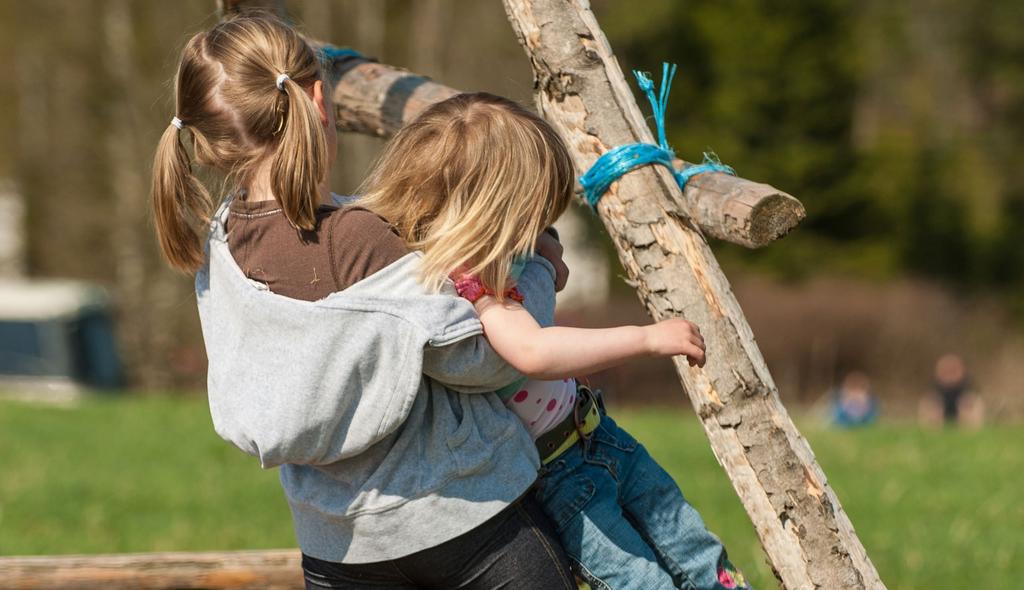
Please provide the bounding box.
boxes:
[225,197,409,302]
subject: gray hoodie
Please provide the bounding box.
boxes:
[196,199,556,563]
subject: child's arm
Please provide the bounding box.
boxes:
[421,255,558,393]
[474,296,706,380]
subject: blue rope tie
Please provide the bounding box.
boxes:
[579,63,735,209]
[318,45,364,64]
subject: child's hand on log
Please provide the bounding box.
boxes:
[643,318,706,367]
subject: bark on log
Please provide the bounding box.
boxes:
[501,1,884,589]
[0,550,302,590]
[321,54,459,139]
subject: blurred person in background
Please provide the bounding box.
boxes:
[919,353,985,427]
[830,370,879,428]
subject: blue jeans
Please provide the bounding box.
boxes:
[535,415,749,590]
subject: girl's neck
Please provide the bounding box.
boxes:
[242,165,331,206]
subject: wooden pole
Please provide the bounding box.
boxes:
[0,550,302,590]
[501,1,884,588]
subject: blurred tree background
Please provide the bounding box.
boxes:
[0,0,1021,416]
[600,0,1024,294]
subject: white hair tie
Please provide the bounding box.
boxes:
[170,116,184,130]
[275,73,290,91]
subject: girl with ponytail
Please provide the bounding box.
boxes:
[151,15,576,589]
[152,15,329,273]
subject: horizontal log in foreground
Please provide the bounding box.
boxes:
[0,549,302,590]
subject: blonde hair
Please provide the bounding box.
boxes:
[360,93,575,299]
[151,14,327,273]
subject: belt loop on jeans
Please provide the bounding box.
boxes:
[536,383,601,464]
[592,386,607,416]
[574,385,594,453]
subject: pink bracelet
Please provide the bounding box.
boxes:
[452,274,524,303]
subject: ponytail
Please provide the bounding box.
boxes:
[152,15,328,271]
[151,122,213,273]
[269,74,327,231]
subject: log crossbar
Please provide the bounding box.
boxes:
[322,53,804,249]
[220,0,805,249]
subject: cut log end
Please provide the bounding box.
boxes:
[746,191,806,248]
[673,160,807,248]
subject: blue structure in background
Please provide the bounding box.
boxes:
[0,280,122,398]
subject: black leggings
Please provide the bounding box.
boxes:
[302,492,575,590]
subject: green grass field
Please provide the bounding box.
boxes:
[1,395,1020,589]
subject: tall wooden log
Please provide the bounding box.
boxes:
[0,550,302,590]
[501,1,884,589]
